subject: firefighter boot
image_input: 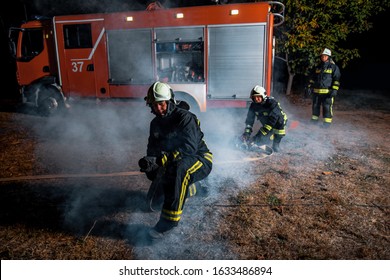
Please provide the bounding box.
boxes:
[148,218,178,241]
[310,115,319,125]
[188,181,209,198]
[272,135,283,153]
[272,141,280,152]
[196,180,210,198]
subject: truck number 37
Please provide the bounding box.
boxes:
[71,61,84,72]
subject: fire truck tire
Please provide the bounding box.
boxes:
[37,97,59,117]
[174,92,200,114]
[36,84,66,117]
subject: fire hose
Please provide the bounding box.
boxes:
[0,171,143,182]
[0,148,272,183]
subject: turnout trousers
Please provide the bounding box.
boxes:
[312,94,334,124]
[160,154,212,224]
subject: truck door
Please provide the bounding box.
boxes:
[55,18,109,98]
[10,24,54,87]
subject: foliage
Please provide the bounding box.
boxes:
[269,0,390,93]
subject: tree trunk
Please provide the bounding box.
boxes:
[286,71,295,96]
[285,53,294,96]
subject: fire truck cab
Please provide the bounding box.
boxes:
[9,2,284,116]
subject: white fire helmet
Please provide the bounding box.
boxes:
[250,85,267,99]
[145,81,173,105]
[321,48,332,56]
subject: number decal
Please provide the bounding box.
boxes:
[71,61,84,72]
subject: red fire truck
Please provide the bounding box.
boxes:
[8,2,284,116]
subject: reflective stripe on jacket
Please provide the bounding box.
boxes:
[309,60,341,94]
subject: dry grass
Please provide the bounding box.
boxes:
[0,90,389,259]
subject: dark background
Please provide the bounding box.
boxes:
[1,0,389,99]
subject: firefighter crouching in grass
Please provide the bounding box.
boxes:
[240,85,288,152]
[138,81,213,241]
[305,48,341,128]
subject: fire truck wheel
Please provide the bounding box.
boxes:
[175,93,199,114]
[37,97,59,117]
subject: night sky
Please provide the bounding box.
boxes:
[1,0,389,98]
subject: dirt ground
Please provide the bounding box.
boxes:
[0,89,389,260]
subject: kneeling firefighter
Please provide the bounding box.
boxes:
[138,81,213,240]
[240,85,288,152]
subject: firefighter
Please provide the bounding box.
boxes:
[241,85,288,152]
[306,48,341,128]
[138,81,213,241]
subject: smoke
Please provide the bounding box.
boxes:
[132,105,255,258]
[27,99,247,258]
[33,101,151,174]
[26,73,344,260]
[28,100,150,226]
[26,89,346,259]
[124,108,257,259]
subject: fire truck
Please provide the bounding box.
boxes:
[8,2,284,116]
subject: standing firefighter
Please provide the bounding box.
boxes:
[138,82,213,241]
[241,85,288,152]
[306,48,341,128]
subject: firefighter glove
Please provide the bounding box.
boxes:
[330,90,337,97]
[138,156,158,173]
[241,132,251,142]
[304,87,313,98]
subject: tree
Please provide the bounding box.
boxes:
[271,0,390,95]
